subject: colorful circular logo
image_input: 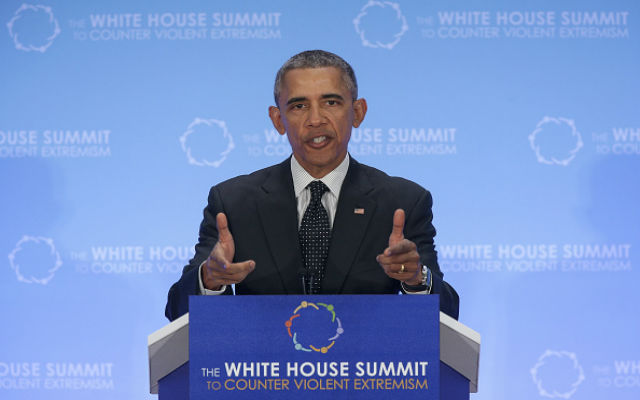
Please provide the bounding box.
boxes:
[285,301,343,354]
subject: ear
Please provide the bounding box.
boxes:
[352,98,368,128]
[268,106,286,135]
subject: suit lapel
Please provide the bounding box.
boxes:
[256,159,304,294]
[322,159,376,293]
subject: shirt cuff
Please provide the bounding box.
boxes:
[198,260,226,295]
[401,281,430,295]
[401,265,432,295]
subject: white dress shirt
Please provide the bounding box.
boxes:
[290,153,349,228]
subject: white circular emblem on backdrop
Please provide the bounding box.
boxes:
[531,350,585,399]
[8,236,62,284]
[180,118,235,167]
[6,4,61,53]
[353,1,408,50]
[529,117,583,166]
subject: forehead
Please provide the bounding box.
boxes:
[280,67,349,100]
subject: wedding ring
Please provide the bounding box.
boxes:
[399,264,405,273]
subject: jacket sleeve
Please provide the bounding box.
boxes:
[404,189,460,320]
[165,186,233,321]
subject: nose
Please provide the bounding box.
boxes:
[306,103,326,127]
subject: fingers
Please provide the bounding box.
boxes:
[213,260,256,283]
[216,212,232,244]
[388,209,405,247]
[377,236,420,283]
[376,258,420,282]
[384,237,416,257]
[207,247,253,275]
[377,260,418,275]
[213,259,255,275]
[377,251,419,273]
[203,258,256,288]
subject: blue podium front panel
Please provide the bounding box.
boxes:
[159,361,469,400]
[158,362,188,400]
[189,295,440,399]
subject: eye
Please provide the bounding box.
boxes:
[326,100,338,106]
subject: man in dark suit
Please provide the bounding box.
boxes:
[165,50,459,321]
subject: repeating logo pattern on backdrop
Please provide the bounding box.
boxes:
[593,359,640,389]
[0,129,112,159]
[353,1,408,49]
[592,127,640,156]
[416,10,630,40]
[439,243,632,273]
[529,117,583,166]
[180,118,235,167]
[7,236,193,283]
[7,4,60,52]
[531,350,585,399]
[67,10,282,42]
[0,361,115,390]
[8,236,62,285]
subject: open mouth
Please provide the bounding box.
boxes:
[312,136,327,144]
[307,135,331,148]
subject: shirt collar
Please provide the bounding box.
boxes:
[291,153,350,199]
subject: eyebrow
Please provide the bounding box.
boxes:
[286,96,307,105]
[285,93,345,106]
[321,93,345,101]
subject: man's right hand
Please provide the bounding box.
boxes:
[201,212,255,290]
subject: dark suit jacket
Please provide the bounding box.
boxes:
[165,157,459,320]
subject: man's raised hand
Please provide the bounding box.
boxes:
[376,209,422,285]
[201,213,255,290]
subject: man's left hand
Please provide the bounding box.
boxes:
[376,209,422,285]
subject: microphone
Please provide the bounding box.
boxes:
[297,267,308,295]
[298,267,316,295]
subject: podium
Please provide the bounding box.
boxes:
[148,295,480,399]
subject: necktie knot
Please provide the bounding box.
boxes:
[308,180,328,204]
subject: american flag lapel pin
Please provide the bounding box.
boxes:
[354,208,365,215]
